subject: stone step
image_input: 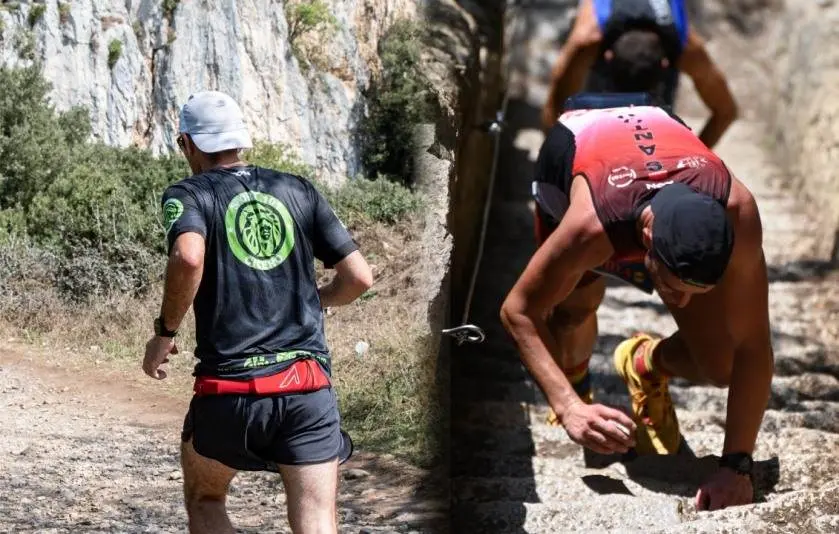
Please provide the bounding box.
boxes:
[451,498,683,534]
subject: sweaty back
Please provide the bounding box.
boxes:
[162,166,357,379]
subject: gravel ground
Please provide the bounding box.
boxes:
[0,347,445,533]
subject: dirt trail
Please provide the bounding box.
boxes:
[0,345,444,533]
[451,2,839,532]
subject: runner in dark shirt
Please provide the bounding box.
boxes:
[143,90,373,534]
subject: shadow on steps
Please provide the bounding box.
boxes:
[583,440,781,501]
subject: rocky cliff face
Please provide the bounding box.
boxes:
[0,0,416,184]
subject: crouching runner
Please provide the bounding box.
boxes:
[501,92,773,511]
[142,90,373,534]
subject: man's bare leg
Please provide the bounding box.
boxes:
[548,277,606,370]
[181,439,237,534]
[279,459,339,534]
[545,277,605,425]
[652,285,743,387]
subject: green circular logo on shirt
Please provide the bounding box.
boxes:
[162,198,184,233]
[225,191,295,270]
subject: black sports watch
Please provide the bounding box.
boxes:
[719,452,753,477]
[154,316,178,338]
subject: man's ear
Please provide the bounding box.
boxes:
[661,57,670,69]
[604,49,614,62]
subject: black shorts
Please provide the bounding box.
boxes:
[181,387,352,471]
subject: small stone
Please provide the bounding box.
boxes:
[354,341,370,357]
[12,444,30,456]
[343,468,371,480]
[60,489,75,501]
[168,470,182,481]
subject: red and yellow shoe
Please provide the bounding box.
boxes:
[614,333,681,454]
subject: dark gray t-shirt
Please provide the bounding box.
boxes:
[161,165,357,379]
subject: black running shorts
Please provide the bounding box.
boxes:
[181,387,352,470]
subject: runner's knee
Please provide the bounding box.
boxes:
[700,354,733,387]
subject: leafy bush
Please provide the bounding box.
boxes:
[107,39,122,69]
[284,0,337,67]
[329,177,422,226]
[162,0,179,22]
[0,64,187,302]
[58,2,71,24]
[244,141,316,179]
[358,19,435,185]
[27,3,45,27]
[285,0,336,45]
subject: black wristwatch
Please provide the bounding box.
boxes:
[719,452,753,477]
[154,316,178,338]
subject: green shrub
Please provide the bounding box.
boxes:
[243,141,316,179]
[329,177,422,226]
[0,64,188,302]
[107,39,122,69]
[162,0,179,22]
[284,0,337,65]
[27,3,45,27]
[13,29,36,60]
[58,2,70,24]
[358,19,434,186]
[285,0,336,44]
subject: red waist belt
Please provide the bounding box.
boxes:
[193,358,331,396]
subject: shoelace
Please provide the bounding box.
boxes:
[631,378,673,427]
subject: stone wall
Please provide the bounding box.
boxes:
[425,0,506,321]
[0,0,416,184]
[772,0,839,261]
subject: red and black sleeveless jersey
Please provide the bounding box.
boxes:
[550,105,731,263]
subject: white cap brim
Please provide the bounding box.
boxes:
[189,128,253,153]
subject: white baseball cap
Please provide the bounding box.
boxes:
[178,91,253,153]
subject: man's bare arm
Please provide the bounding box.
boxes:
[725,279,773,455]
[318,250,373,308]
[723,188,772,454]
[500,180,612,417]
[542,1,602,132]
[160,232,205,331]
[678,28,738,148]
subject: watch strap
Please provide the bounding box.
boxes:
[154,317,178,337]
[719,452,753,476]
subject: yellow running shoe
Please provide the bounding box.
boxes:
[546,389,594,427]
[614,333,681,454]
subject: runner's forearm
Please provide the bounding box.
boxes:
[698,110,735,149]
[501,306,582,417]
[318,277,368,308]
[723,344,773,455]
[542,45,596,131]
[159,250,204,332]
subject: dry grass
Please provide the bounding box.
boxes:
[0,215,440,467]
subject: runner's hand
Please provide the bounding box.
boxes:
[143,335,178,380]
[695,467,753,511]
[560,401,637,454]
